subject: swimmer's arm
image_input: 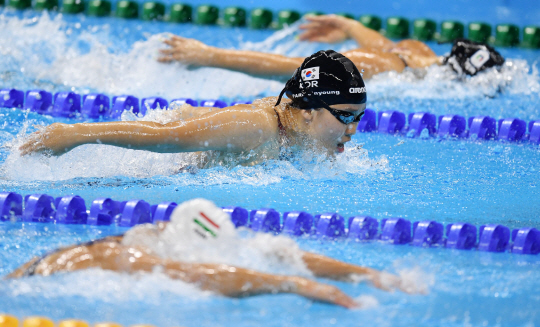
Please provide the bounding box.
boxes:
[158,35,302,77]
[5,257,41,278]
[162,261,358,308]
[198,49,303,77]
[300,15,394,50]
[301,251,410,293]
[166,105,221,121]
[107,246,357,307]
[19,105,277,156]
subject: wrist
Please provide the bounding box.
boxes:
[201,46,218,65]
[344,19,363,36]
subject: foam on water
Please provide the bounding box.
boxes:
[1,268,210,302]
[2,104,383,181]
[2,12,538,103]
[0,12,283,99]
[369,59,540,101]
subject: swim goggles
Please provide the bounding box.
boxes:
[324,106,365,125]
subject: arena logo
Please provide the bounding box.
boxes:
[349,87,366,94]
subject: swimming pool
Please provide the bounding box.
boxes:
[1,2,540,326]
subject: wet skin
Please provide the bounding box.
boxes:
[18,98,365,166]
[157,15,440,80]
[7,222,416,308]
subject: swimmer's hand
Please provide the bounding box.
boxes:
[19,123,78,156]
[158,35,213,66]
[169,262,359,309]
[299,15,356,43]
[288,276,359,309]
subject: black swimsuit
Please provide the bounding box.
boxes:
[397,54,409,67]
[20,235,124,277]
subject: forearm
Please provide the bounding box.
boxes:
[302,251,375,279]
[71,121,180,153]
[204,47,303,77]
[164,262,356,308]
[345,19,394,50]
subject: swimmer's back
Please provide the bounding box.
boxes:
[7,235,124,278]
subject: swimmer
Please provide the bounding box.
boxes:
[19,50,366,167]
[158,14,504,79]
[6,199,416,308]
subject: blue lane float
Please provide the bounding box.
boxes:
[82,94,110,119]
[282,211,313,236]
[314,213,346,239]
[446,223,478,250]
[141,97,169,115]
[25,90,53,114]
[0,89,24,109]
[511,228,540,255]
[200,99,227,108]
[249,208,281,233]
[52,92,82,118]
[406,112,437,137]
[55,195,88,224]
[497,118,526,141]
[412,221,444,247]
[87,198,122,226]
[0,192,23,221]
[151,202,178,223]
[171,98,198,107]
[119,200,152,227]
[1,191,539,255]
[357,109,377,132]
[468,116,497,140]
[222,206,249,227]
[22,194,55,223]
[478,224,510,252]
[438,115,467,138]
[378,111,406,134]
[527,120,540,144]
[230,101,253,106]
[347,216,378,241]
[380,218,412,244]
[3,87,540,145]
[112,95,140,117]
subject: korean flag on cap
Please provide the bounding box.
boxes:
[301,67,320,81]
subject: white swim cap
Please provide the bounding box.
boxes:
[169,198,237,244]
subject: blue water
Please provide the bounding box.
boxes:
[1,5,540,327]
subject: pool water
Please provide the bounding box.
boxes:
[1,6,540,327]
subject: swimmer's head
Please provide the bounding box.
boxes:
[169,198,237,244]
[443,38,505,76]
[275,50,367,113]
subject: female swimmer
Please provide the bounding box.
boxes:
[19,50,366,167]
[7,199,416,308]
[158,14,504,79]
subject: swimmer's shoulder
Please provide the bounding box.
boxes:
[230,97,284,122]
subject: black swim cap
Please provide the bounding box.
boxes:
[275,50,367,109]
[443,39,505,76]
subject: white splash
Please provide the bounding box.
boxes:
[368,59,540,100]
[122,220,313,277]
[2,268,209,302]
[0,12,283,99]
[354,295,380,309]
[2,109,381,182]
[396,266,435,295]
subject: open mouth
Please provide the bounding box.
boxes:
[336,143,345,153]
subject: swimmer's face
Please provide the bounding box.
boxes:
[305,103,366,154]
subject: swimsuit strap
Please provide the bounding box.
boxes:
[20,234,124,277]
[274,109,286,137]
[397,54,409,67]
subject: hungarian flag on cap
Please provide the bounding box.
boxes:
[193,211,220,239]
